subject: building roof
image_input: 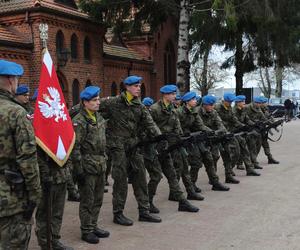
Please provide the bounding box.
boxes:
[103,43,151,62]
[0,0,89,19]
[0,24,32,47]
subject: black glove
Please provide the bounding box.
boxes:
[22,200,36,220]
[77,172,86,186]
[157,139,169,152]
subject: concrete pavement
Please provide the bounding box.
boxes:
[29,119,300,250]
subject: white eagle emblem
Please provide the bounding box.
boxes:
[38,87,67,122]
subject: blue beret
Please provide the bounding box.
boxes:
[160,84,177,94]
[175,94,182,100]
[142,97,154,106]
[235,95,246,102]
[0,59,24,76]
[253,96,264,103]
[202,95,217,105]
[31,88,38,101]
[123,75,142,85]
[182,91,197,102]
[16,84,29,95]
[261,97,268,103]
[80,86,101,101]
[224,93,236,102]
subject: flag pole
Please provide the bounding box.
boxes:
[39,23,52,250]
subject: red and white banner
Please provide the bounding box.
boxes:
[33,49,75,166]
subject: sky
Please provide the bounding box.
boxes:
[208,46,300,90]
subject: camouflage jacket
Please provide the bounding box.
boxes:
[197,106,227,132]
[244,103,268,122]
[177,105,212,134]
[233,106,255,126]
[99,92,161,150]
[0,89,41,217]
[261,105,274,122]
[72,107,107,175]
[215,102,244,132]
[37,147,70,184]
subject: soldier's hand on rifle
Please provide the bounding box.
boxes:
[157,139,169,152]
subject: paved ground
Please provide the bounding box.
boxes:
[29,119,300,250]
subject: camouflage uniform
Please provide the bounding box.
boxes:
[99,92,161,214]
[177,105,220,186]
[216,102,256,173]
[150,100,195,197]
[244,103,268,158]
[260,105,276,160]
[233,105,261,168]
[0,89,41,250]
[197,106,235,177]
[72,106,106,236]
[35,147,70,249]
[140,135,163,204]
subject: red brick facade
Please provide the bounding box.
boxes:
[0,0,177,106]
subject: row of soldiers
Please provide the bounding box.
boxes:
[0,58,280,250]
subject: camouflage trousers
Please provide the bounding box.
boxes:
[110,147,150,213]
[157,153,186,201]
[187,143,219,185]
[236,135,255,171]
[144,157,163,202]
[237,132,261,166]
[262,136,273,158]
[79,173,105,235]
[219,138,240,175]
[35,182,67,248]
[171,147,198,194]
[0,213,32,250]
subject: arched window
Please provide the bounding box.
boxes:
[85,79,92,87]
[72,79,80,105]
[119,82,125,93]
[141,83,146,99]
[56,30,65,55]
[84,36,91,62]
[111,82,117,96]
[164,40,176,83]
[70,34,78,60]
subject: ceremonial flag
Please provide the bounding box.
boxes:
[33,49,75,166]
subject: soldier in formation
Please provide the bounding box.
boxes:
[0,60,41,249]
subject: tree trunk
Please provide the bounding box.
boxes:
[200,44,211,96]
[176,0,190,95]
[275,64,283,97]
[235,31,244,94]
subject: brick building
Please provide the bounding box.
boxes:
[0,0,178,106]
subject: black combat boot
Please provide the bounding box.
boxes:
[268,156,279,164]
[93,227,110,238]
[236,164,245,170]
[149,202,160,214]
[231,170,236,176]
[246,169,261,176]
[178,199,199,213]
[187,192,205,201]
[81,232,99,244]
[139,211,162,223]
[193,183,202,193]
[212,182,230,191]
[225,176,240,184]
[52,240,74,250]
[113,212,133,226]
[168,193,180,202]
[254,165,263,169]
[67,192,80,202]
